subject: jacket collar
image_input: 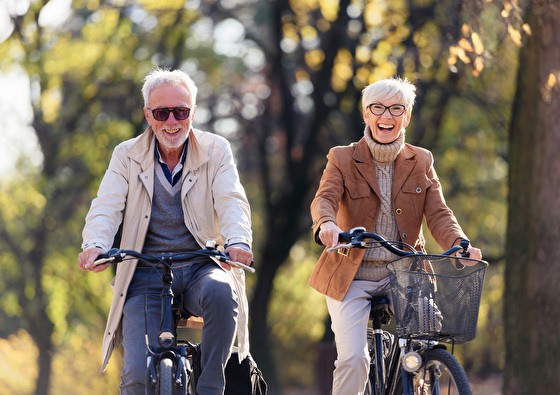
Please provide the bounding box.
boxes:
[127,127,209,172]
[353,138,417,198]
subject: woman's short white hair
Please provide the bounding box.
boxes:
[141,68,198,107]
[362,77,416,112]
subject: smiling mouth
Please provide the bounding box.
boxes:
[378,123,394,131]
[163,128,181,134]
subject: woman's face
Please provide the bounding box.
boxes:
[363,95,411,144]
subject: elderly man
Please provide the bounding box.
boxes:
[78,68,253,395]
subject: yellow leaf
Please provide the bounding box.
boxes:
[471,32,484,54]
[508,25,523,47]
[522,23,532,35]
[461,23,470,36]
[458,38,473,52]
[474,56,484,73]
[448,54,458,66]
[457,47,471,64]
[547,72,557,88]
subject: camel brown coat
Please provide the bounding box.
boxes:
[309,138,466,301]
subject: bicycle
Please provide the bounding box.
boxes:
[328,227,488,395]
[94,240,255,395]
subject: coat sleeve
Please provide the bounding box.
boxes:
[81,142,129,251]
[310,148,345,243]
[422,151,467,249]
[210,137,253,248]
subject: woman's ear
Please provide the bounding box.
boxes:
[403,111,412,127]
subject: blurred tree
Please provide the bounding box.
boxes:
[505,0,560,393]
[0,1,209,393]
[0,0,524,393]
[209,0,517,389]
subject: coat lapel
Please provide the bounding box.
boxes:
[181,129,210,197]
[353,138,381,198]
[392,144,416,200]
[128,127,155,201]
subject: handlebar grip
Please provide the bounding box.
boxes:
[338,226,366,242]
[459,239,471,257]
[338,232,352,243]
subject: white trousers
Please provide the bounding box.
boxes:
[326,278,392,395]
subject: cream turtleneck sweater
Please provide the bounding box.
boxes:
[354,126,405,281]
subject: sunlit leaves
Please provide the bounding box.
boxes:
[318,0,339,22]
[137,0,186,10]
[448,25,486,77]
[331,48,353,92]
[304,48,325,70]
[449,0,530,77]
[542,71,560,103]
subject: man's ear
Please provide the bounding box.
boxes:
[143,107,151,124]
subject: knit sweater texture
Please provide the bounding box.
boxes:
[354,127,404,281]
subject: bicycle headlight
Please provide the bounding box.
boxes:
[158,331,175,348]
[402,351,422,372]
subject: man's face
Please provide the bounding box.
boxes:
[362,94,410,144]
[143,83,196,155]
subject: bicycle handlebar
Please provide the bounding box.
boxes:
[93,240,256,273]
[326,226,470,259]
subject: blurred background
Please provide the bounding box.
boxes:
[0,0,552,394]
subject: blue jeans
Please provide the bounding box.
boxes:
[121,262,239,395]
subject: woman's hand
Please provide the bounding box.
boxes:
[318,221,343,249]
[456,246,483,267]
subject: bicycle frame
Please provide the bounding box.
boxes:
[145,261,190,394]
[330,227,484,395]
[94,243,254,395]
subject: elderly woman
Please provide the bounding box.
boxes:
[309,77,482,394]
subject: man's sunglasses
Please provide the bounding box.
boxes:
[148,107,191,121]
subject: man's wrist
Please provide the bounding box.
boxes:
[82,242,107,252]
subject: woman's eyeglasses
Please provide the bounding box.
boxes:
[148,107,191,121]
[368,103,406,117]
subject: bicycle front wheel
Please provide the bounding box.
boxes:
[157,358,174,395]
[411,348,471,395]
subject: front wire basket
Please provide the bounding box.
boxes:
[387,255,488,344]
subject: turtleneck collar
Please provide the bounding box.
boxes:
[363,126,405,164]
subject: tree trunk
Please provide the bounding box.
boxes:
[504,1,560,393]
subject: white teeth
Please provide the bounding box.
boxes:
[379,124,393,129]
[165,128,180,134]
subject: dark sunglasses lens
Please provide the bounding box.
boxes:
[152,107,190,121]
[152,108,170,121]
[172,108,190,120]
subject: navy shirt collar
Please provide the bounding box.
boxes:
[154,139,188,186]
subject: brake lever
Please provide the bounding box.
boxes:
[453,239,471,270]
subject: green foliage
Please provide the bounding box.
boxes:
[269,241,328,388]
[0,0,523,392]
[0,329,121,395]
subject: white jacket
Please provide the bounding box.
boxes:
[82,127,253,371]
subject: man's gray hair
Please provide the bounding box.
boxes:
[362,77,416,112]
[142,68,198,107]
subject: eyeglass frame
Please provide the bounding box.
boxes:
[367,103,407,117]
[147,106,192,121]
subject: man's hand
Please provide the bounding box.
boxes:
[318,221,343,249]
[223,246,254,271]
[78,247,110,272]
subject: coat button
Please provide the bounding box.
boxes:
[396,208,402,215]
[416,187,422,193]
[402,233,408,239]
